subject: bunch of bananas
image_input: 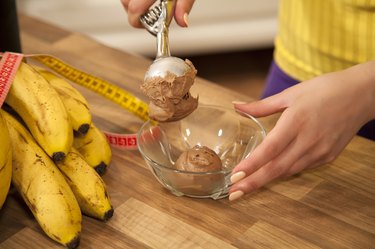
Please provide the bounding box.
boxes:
[0,62,113,249]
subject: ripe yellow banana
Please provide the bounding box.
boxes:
[5,62,73,162]
[35,67,92,135]
[1,110,82,249]
[0,111,12,210]
[56,147,114,221]
[73,123,112,175]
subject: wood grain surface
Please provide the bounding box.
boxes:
[0,14,374,249]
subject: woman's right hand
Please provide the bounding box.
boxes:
[121,0,195,28]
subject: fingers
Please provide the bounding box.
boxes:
[174,0,195,27]
[228,96,295,201]
[122,0,195,28]
[233,92,289,118]
[123,0,156,28]
[229,131,312,201]
[120,0,129,10]
[231,110,297,177]
[228,116,343,201]
[287,154,324,177]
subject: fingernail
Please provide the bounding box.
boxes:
[232,101,247,105]
[230,171,246,184]
[229,190,244,201]
[183,13,189,27]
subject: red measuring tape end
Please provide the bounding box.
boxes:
[105,132,138,150]
[0,52,24,108]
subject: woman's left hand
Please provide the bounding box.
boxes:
[229,61,375,201]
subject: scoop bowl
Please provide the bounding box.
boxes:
[144,56,192,80]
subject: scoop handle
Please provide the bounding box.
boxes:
[156,0,176,59]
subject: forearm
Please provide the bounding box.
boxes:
[344,60,375,120]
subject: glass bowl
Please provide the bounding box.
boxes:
[137,104,266,200]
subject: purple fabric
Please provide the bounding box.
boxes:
[261,60,375,141]
[261,61,299,99]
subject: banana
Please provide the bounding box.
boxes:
[35,67,92,135]
[73,123,112,175]
[1,110,82,249]
[56,147,114,221]
[0,111,12,210]
[5,62,73,162]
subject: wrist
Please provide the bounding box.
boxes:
[346,61,375,120]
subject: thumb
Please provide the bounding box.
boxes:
[233,93,288,117]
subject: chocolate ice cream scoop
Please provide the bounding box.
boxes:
[175,145,222,172]
[139,0,198,122]
[141,59,198,122]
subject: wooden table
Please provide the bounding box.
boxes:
[1,14,374,249]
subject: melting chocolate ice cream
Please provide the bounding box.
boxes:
[175,145,222,172]
[141,59,198,122]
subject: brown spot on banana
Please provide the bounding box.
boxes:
[35,120,45,135]
[17,132,29,145]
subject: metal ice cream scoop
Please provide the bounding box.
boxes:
[140,0,191,80]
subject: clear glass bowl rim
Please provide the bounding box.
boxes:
[137,104,267,175]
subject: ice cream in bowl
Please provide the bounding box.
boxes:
[137,104,266,199]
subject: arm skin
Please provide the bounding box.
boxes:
[229,60,375,201]
[120,0,195,28]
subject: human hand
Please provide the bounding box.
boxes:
[228,61,375,201]
[120,0,195,28]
